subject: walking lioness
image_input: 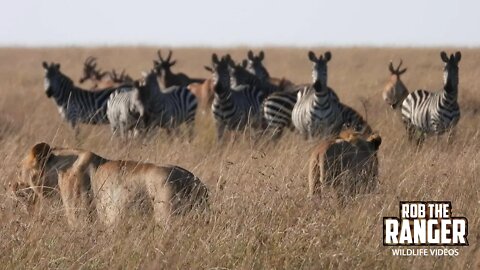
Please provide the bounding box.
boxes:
[12,142,209,227]
[308,128,381,200]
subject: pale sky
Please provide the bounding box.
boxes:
[2,0,479,47]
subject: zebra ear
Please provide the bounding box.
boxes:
[454,51,462,63]
[247,50,254,60]
[133,80,141,89]
[242,59,248,68]
[324,51,332,62]
[259,51,264,60]
[212,54,219,64]
[54,63,60,70]
[308,51,317,62]
[440,51,449,63]
[42,62,48,69]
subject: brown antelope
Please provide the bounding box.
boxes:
[187,79,214,115]
[154,50,205,87]
[308,126,381,201]
[153,50,214,114]
[79,57,132,89]
[383,60,409,109]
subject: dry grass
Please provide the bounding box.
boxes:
[0,47,479,269]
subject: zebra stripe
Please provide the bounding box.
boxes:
[261,90,299,138]
[229,60,279,96]
[401,51,461,136]
[207,54,266,140]
[107,88,145,138]
[291,51,370,139]
[42,62,126,132]
[138,70,197,132]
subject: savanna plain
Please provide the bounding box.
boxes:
[0,47,479,269]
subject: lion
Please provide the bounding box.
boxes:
[12,142,209,227]
[308,127,382,200]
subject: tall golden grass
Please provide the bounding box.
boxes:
[0,47,478,269]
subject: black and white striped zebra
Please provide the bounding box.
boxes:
[135,69,197,136]
[245,50,270,82]
[204,54,266,141]
[291,51,370,139]
[106,87,146,138]
[228,59,279,96]
[401,51,461,139]
[261,90,299,139]
[42,62,127,135]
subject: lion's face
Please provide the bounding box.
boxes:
[12,143,59,204]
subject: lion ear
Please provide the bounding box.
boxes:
[368,134,382,150]
[30,142,53,167]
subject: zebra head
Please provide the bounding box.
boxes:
[42,62,65,98]
[383,60,409,109]
[308,51,331,86]
[204,54,231,93]
[246,50,270,82]
[440,51,461,91]
[227,57,251,87]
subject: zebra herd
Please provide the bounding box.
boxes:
[42,49,462,143]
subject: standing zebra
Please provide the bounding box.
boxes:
[245,50,297,92]
[42,62,126,136]
[291,52,370,139]
[401,51,461,140]
[107,87,146,139]
[134,69,197,137]
[228,59,279,96]
[204,54,266,141]
[261,90,299,139]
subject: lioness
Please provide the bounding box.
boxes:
[12,142,209,227]
[308,128,382,200]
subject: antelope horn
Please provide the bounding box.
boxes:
[167,50,172,62]
[397,60,403,72]
[157,50,164,62]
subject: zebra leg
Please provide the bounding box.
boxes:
[70,120,80,140]
[216,123,226,143]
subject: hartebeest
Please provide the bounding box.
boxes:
[79,56,132,89]
[383,60,409,109]
[153,50,204,87]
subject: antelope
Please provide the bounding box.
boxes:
[154,50,205,87]
[79,56,132,89]
[383,60,409,109]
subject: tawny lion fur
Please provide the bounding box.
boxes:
[12,142,209,227]
[308,129,382,199]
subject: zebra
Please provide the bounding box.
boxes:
[245,50,298,92]
[261,90,299,139]
[291,51,370,139]
[401,51,461,141]
[106,87,146,139]
[227,59,279,96]
[204,54,266,141]
[42,62,128,136]
[134,69,197,137]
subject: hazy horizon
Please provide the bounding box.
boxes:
[2,0,479,47]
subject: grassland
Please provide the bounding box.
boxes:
[0,47,479,269]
